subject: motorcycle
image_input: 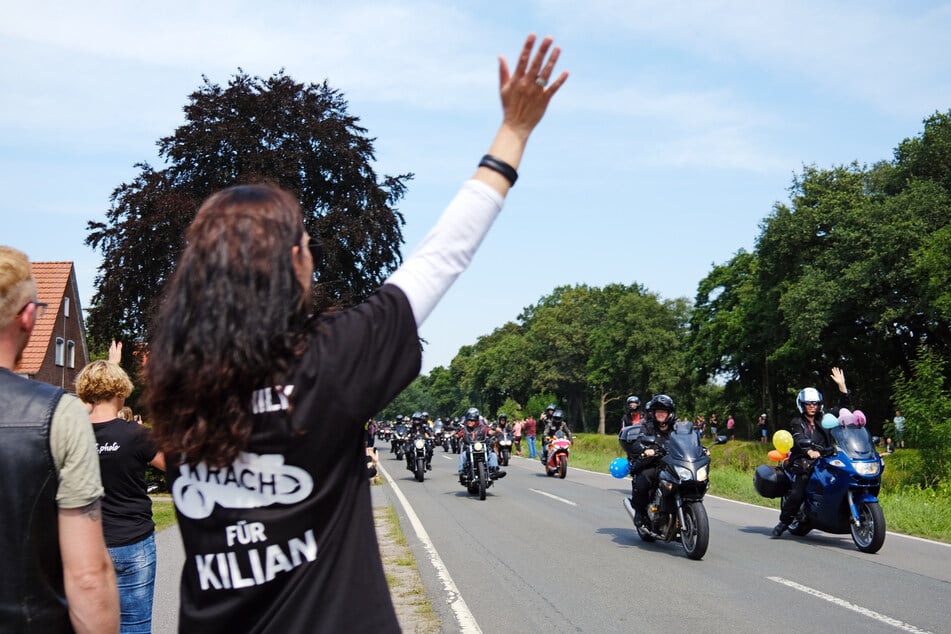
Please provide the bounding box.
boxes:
[406,431,430,482]
[754,423,886,553]
[496,429,514,466]
[376,423,391,444]
[621,423,726,560]
[391,423,408,460]
[433,421,451,452]
[459,430,494,500]
[543,431,572,478]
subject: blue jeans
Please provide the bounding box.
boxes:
[108,532,156,634]
[527,435,537,458]
[458,450,500,472]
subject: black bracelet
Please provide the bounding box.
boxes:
[479,154,518,186]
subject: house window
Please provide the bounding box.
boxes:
[67,340,76,369]
[64,297,70,318]
[55,337,65,367]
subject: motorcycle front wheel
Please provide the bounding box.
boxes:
[415,457,425,482]
[477,462,487,500]
[851,501,886,553]
[680,502,710,560]
[557,454,568,479]
[501,450,510,466]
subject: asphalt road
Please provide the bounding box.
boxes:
[383,448,950,634]
[151,449,950,633]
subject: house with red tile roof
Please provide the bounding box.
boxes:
[13,261,89,391]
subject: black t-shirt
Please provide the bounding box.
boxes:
[167,284,421,634]
[93,418,158,547]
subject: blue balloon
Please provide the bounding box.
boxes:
[821,413,840,429]
[610,457,630,478]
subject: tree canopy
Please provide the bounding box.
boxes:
[85,70,412,349]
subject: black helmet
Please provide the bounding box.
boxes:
[552,409,564,423]
[646,394,675,415]
[465,407,480,423]
[498,413,507,421]
[646,395,675,430]
[626,395,640,409]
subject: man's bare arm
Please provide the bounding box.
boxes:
[58,499,119,634]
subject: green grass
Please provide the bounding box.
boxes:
[152,496,177,532]
[569,433,951,543]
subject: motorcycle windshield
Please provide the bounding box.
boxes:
[666,431,703,462]
[830,426,877,460]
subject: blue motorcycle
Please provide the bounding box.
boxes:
[755,424,886,553]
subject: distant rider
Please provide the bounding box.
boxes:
[772,367,850,537]
[540,409,572,464]
[408,411,434,471]
[620,395,642,428]
[457,408,506,480]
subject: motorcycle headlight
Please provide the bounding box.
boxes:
[696,466,708,481]
[854,461,880,476]
[474,442,484,452]
[414,439,425,449]
[674,466,693,481]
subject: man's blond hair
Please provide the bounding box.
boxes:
[76,360,134,404]
[0,246,36,326]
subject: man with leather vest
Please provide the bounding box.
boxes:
[0,245,118,633]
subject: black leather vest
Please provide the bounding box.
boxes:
[0,368,72,632]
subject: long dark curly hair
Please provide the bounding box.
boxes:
[145,183,310,468]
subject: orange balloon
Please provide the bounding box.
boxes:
[767,449,787,462]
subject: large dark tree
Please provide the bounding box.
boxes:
[85,70,412,350]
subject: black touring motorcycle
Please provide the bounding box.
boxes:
[621,422,726,560]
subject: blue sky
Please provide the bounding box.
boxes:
[3,1,949,373]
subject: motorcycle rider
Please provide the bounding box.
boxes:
[539,403,557,429]
[620,395,642,427]
[541,409,572,464]
[391,415,409,455]
[772,367,851,537]
[628,395,677,527]
[408,411,434,471]
[457,408,506,479]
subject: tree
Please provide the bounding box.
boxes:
[85,70,412,350]
[893,346,951,487]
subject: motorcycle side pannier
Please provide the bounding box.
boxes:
[754,464,790,498]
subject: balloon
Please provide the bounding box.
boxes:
[852,409,867,427]
[773,430,793,454]
[767,449,787,462]
[609,457,630,479]
[836,409,854,428]
[823,413,841,429]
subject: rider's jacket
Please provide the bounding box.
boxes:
[787,392,850,472]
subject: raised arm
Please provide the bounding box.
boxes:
[386,34,568,326]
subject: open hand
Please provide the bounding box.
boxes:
[498,34,569,140]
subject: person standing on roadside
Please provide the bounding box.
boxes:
[523,414,538,459]
[76,341,166,634]
[513,418,523,456]
[0,245,119,633]
[893,409,906,448]
[145,34,567,633]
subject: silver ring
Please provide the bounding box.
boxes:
[534,76,547,88]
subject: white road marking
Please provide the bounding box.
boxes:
[530,488,577,506]
[379,463,481,633]
[767,577,933,633]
